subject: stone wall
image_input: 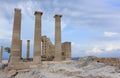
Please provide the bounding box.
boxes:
[92,57,120,68]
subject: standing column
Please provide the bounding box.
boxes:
[54,14,62,61]
[33,11,43,63]
[10,8,21,63]
[0,46,3,63]
[26,40,30,59]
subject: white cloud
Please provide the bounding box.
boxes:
[84,42,120,57]
[90,47,103,54]
[104,32,119,37]
[85,46,103,56]
[105,44,120,51]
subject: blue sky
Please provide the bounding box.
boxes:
[0,0,120,59]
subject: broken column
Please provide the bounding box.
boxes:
[33,11,43,63]
[0,46,3,63]
[10,8,21,63]
[63,42,71,60]
[54,14,62,61]
[26,40,30,59]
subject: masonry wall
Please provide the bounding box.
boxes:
[92,57,120,68]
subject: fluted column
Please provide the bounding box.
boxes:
[33,11,43,63]
[54,14,62,61]
[26,40,30,59]
[10,8,21,63]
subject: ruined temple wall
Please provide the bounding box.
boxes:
[49,45,55,57]
[62,43,66,60]
[92,57,120,67]
[41,36,54,57]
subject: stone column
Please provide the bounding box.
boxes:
[54,14,62,61]
[26,40,30,59]
[33,11,43,63]
[64,42,71,60]
[10,8,21,63]
[0,46,3,63]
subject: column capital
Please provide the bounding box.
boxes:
[14,8,21,12]
[34,11,43,15]
[54,14,62,18]
[27,40,30,42]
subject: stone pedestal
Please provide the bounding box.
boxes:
[10,8,21,63]
[26,40,30,59]
[33,11,43,63]
[0,46,3,63]
[54,14,62,61]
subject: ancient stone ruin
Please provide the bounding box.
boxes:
[7,8,71,70]
[0,8,119,76]
[92,57,120,68]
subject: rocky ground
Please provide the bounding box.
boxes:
[0,57,120,78]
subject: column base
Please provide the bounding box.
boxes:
[33,56,41,64]
[9,56,20,64]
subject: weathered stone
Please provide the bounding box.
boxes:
[7,70,17,77]
[91,57,120,67]
[33,11,43,63]
[10,8,21,63]
[7,8,72,71]
[26,40,30,59]
[54,14,62,61]
[41,36,55,61]
[62,42,71,60]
